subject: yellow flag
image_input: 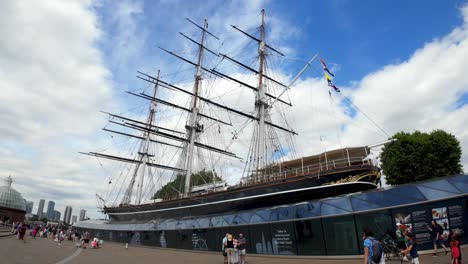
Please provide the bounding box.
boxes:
[324,73,332,82]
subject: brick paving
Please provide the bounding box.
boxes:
[0,234,465,264]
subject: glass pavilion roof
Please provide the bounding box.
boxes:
[0,176,26,211]
[76,174,468,231]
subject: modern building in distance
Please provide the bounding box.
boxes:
[79,209,86,221]
[72,215,77,224]
[37,199,45,219]
[63,206,72,225]
[25,201,33,214]
[46,201,55,219]
[54,210,61,221]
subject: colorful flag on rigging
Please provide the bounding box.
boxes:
[324,73,332,83]
[319,57,327,68]
[328,82,341,93]
[324,67,335,77]
[320,57,335,77]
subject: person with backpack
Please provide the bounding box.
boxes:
[363,229,384,264]
[401,233,419,264]
[430,220,448,256]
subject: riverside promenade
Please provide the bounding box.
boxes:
[0,227,464,264]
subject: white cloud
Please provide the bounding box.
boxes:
[338,5,468,171]
[0,0,115,218]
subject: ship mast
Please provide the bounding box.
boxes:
[121,70,161,205]
[255,9,267,181]
[183,19,207,196]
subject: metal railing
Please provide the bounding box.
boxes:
[241,156,374,185]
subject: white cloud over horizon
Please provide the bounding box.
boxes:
[1,1,468,219]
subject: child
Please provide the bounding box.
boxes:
[401,233,419,264]
[450,233,461,264]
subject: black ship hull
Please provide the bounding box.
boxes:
[106,164,380,222]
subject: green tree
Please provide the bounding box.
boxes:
[152,170,222,199]
[381,130,463,185]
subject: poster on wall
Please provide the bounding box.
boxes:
[393,208,432,246]
[447,203,465,238]
[431,207,450,237]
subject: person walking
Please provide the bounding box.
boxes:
[430,220,448,256]
[17,223,27,243]
[396,223,409,261]
[363,229,384,264]
[450,233,461,264]
[82,231,90,249]
[401,233,419,264]
[225,234,236,264]
[31,226,38,239]
[58,230,65,246]
[237,233,247,264]
[222,233,229,264]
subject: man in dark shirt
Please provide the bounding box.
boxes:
[430,220,448,256]
[237,233,247,264]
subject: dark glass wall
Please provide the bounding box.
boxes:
[75,196,467,256]
[322,215,359,255]
[294,219,326,255]
[354,210,393,253]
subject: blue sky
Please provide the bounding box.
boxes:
[96,0,467,94]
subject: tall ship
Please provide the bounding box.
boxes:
[81,10,381,224]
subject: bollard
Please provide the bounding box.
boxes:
[125,242,128,249]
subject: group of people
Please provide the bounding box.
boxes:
[392,220,463,264]
[428,220,462,263]
[221,233,247,264]
[9,222,100,249]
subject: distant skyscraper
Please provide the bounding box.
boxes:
[54,210,61,221]
[25,200,33,214]
[37,199,45,219]
[79,209,86,221]
[72,215,77,224]
[46,201,55,219]
[63,206,72,225]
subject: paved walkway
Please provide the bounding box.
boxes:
[0,234,465,264]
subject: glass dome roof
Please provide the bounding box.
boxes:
[0,176,26,211]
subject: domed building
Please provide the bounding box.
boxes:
[0,176,26,223]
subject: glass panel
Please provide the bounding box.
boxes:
[232,212,252,225]
[176,229,192,249]
[296,202,321,218]
[196,217,210,228]
[322,215,359,255]
[354,210,393,254]
[277,206,297,221]
[211,216,229,227]
[355,186,426,208]
[249,212,268,224]
[270,222,298,255]
[295,219,326,255]
[222,214,235,226]
[249,224,273,254]
[417,186,457,200]
[447,176,468,193]
[420,179,461,194]
[320,202,350,216]
[322,197,353,212]
[191,229,216,251]
[350,197,382,212]
[164,230,178,248]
